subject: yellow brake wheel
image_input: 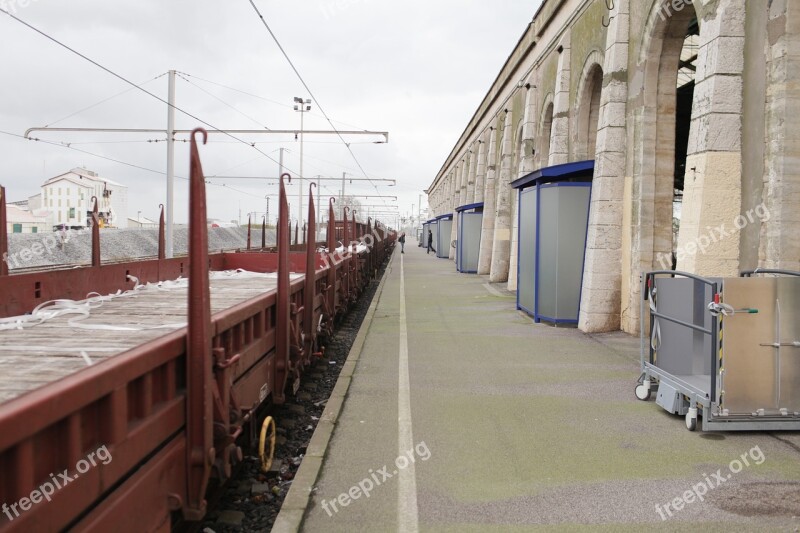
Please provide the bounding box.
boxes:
[259,416,276,473]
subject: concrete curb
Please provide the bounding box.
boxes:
[272,252,396,533]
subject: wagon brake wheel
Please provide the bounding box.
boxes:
[259,416,277,473]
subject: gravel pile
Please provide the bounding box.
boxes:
[4,227,277,270]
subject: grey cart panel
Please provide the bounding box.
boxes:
[653,277,714,380]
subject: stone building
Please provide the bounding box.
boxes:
[426,0,799,334]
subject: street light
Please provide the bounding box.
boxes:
[294,96,312,227]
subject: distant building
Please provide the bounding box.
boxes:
[128,216,158,229]
[6,203,47,234]
[208,219,238,228]
[27,194,42,212]
[41,168,128,230]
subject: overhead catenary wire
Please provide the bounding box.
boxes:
[0,129,285,203]
[0,7,394,213]
[0,129,169,176]
[175,72,273,132]
[44,72,167,128]
[245,0,391,207]
[0,7,302,178]
[178,71,374,133]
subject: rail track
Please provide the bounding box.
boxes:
[0,128,395,532]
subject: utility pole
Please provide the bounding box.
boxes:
[294,97,311,227]
[166,69,176,258]
[315,175,322,242]
[26,85,387,257]
[341,172,346,220]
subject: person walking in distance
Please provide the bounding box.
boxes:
[399,232,406,253]
[427,228,436,255]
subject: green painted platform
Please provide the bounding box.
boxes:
[288,244,800,532]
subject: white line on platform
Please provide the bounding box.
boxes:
[397,253,419,533]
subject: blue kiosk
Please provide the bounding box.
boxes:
[424,218,438,253]
[435,214,453,259]
[511,160,594,325]
[455,202,483,273]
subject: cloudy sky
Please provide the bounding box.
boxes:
[0,0,540,227]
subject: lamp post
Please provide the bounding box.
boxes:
[293,97,312,227]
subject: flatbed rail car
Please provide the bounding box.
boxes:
[0,129,395,532]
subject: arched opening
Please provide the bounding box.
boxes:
[516,125,526,177]
[620,1,700,332]
[575,61,604,160]
[587,69,602,158]
[640,3,700,272]
[539,101,554,168]
[672,22,699,267]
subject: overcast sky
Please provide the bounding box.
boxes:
[0,0,540,227]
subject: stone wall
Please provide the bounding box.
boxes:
[427,0,800,333]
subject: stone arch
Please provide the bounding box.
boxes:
[573,50,605,161]
[537,93,554,169]
[515,123,526,177]
[622,0,702,332]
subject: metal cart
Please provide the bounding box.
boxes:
[636,269,800,431]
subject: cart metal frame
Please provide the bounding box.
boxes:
[637,269,800,431]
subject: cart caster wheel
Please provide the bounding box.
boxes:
[685,408,698,431]
[635,383,651,401]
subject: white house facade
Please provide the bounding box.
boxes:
[41,168,128,230]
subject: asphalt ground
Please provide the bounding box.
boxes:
[287,242,800,532]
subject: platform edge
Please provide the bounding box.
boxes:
[272,251,396,533]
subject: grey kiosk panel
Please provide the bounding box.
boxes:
[458,212,482,273]
[436,219,452,259]
[536,185,591,322]
[518,188,537,315]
